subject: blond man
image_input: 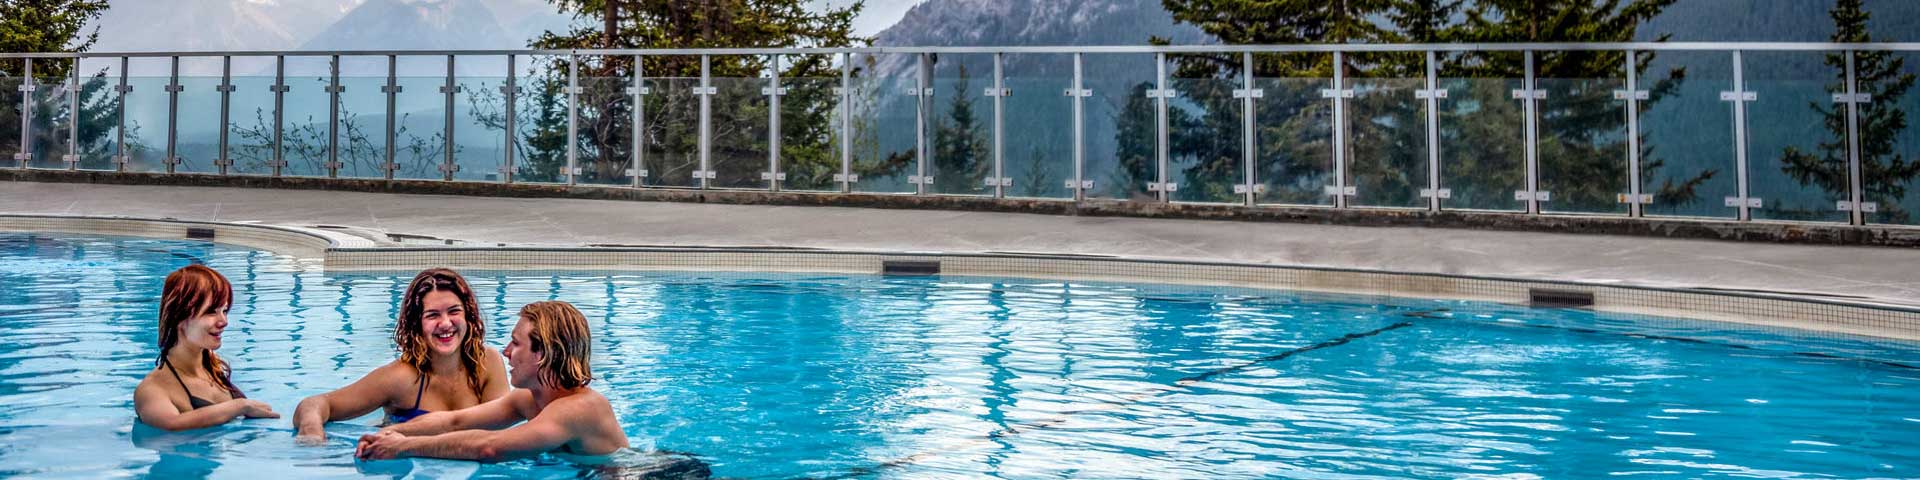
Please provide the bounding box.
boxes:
[356,301,628,461]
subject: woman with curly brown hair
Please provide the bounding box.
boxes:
[133,264,280,431]
[293,268,508,444]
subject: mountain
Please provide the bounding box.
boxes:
[1636,0,1920,42]
[874,0,1212,48]
[297,0,517,51]
[867,0,1213,79]
[88,0,356,53]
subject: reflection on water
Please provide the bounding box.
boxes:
[2,233,1918,479]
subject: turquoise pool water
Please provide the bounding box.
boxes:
[1,233,1917,479]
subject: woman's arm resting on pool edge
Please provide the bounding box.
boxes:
[293,366,398,439]
[135,383,267,431]
[359,411,571,462]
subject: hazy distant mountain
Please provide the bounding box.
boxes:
[297,0,516,51]
[1637,0,1920,42]
[874,0,1211,48]
[89,0,356,53]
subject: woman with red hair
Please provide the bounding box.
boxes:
[133,264,279,431]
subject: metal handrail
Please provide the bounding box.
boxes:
[5,42,1915,228]
[6,42,1920,59]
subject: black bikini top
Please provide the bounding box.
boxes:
[162,357,245,410]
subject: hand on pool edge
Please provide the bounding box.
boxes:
[356,431,410,460]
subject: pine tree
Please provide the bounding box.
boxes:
[1780,0,1919,224]
[1,0,113,168]
[931,62,988,194]
[511,0,870,186]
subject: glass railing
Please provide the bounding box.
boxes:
[4,44,1915,227]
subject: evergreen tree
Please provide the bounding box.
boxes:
[1780,0,1918,223]
[1,0,113,167]
[931,62,988,194]
[508,0,870,186]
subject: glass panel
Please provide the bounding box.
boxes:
[1343,52,1429,209]
[335,57,390,179]
[928,53,993,196]
[560,56,634,187]
[225,57,276,176]
[1001,53,1073,199]
[1,61,18,161]
[1083,53,1159,201]
[640,55,701,188]
[451,55,508,183]
[1252,52,1334,206]
[511,56,568,184]
[711,56,771,190]
[390,56,449,181]
[173,58,221,174]
[1167,53,1243,204]
[1865,51,1920,225]
[777,53,842,192]
[280,57,335,178]
[1744,51,1850,222]
[1536,51,1631,215]
[846,53,918,194]
[1434,51,1525,211]
[1639,51,1739,218]
[121,57,172,173]
[74,58,119,171]
[27,60,74,170]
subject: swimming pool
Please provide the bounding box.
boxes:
[1,232,1916,479]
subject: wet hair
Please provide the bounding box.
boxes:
[157,264,241,397]
[394,268,487,399]
[517,301,593,390]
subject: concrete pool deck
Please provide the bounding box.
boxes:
[4,181,1919,309]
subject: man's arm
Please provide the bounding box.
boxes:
[382,389,527,437]
[362,401,576,462]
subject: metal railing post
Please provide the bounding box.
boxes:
[1844,50,1866,225]
[383,54,398,180]
[327,55,340,178]
[271,56,285,177]
[1072,53,1086,202]
[992,52,1005,198]
[1154,52,1170,202]
[1731,50,1753,221]
[1625,50,1645,217]
[768,54,783,192]
[1523,50,1541,215]
[1241,51,1257,207]
[838,53,851,193]
[631,55,645,188]
[1424,51,1442,211]
[915,52,929,195]
[698,54,712,189]
[443,55,457,181]
[217,56,232,175]
[503,54,517,184]
[116,56,129,172]
[1331,51,1349,208]
[566,53,579,185]
[67,57,81,170]
[166,56,179,174]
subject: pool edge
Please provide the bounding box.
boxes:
[6,213,1917,343]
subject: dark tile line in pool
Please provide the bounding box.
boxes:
[1490,315,1920,372]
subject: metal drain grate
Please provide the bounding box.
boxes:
[881,260,940,276]
[1529,288,1594,308]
